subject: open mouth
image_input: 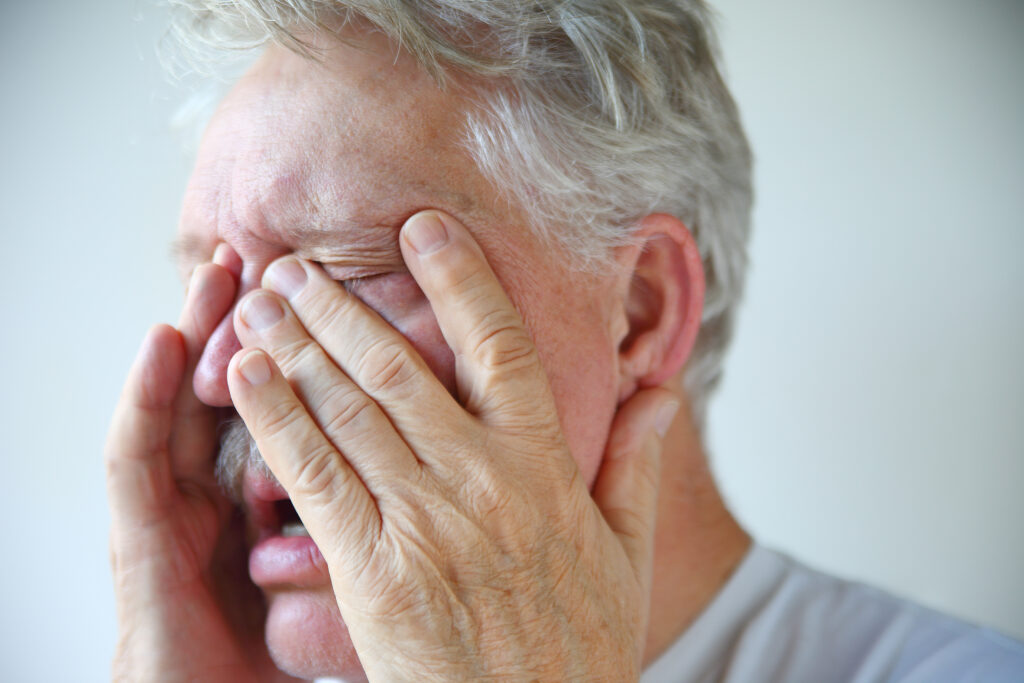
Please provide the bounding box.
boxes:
[243,469,314,542]
[276,499,310,538]
[243,467,329,587]
[219,416,314,541]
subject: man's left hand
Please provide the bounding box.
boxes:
[227,210,679,680]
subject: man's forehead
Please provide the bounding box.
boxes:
[176,40,485,274]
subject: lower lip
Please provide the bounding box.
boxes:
[249,535,329,587]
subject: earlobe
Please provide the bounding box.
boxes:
[616,214,705,397]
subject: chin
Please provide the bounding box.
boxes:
[264,589,367,682]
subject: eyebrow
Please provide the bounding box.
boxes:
[167,210,414,276]
[169,234,214,273]
[169,236,205,266]
[168,183,477,275]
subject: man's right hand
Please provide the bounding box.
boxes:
[104,245,295,682]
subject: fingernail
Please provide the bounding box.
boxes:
[654,400,680,438]
[212,243,242,279]
[265,258,307,299]
[240,293,284,331]
[404,213,449,254]
[186,264,202,296]
[238,350,272,386]
[212,243,232,266]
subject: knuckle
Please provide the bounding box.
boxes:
[607,505,649,542]
[270,337,321,376]
[306,285,359,334]
[467,310,536,372]
[256,399,308,440]
[355,339,418,396]
[292,441,341,501]
[471,470,519,528]
[321,391,377,438]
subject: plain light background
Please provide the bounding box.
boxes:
[0,1,1020,680]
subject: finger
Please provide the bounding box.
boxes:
[105,324,186,525]
[591,388,677,582]
[233,288,421,482]
[398,211,555,427]
[227,348,381,573]
[212,241,242,281]
[169,258,237,475]
[176,258,237,388]
[259,257,468,445]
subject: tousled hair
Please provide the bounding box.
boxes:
[168,0,753,424]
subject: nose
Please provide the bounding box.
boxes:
[193,310,242,407]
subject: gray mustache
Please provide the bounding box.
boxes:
[216,416,278,504]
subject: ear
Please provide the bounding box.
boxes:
[615,214,704,400]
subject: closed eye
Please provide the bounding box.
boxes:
[340,271,424,317]
[317,260,406,283]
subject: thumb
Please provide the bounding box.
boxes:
[592,388,679,579]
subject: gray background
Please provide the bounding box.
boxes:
[1,1,1021,680]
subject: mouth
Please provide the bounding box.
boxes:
[243,468,329,588]
[279,501,310,538]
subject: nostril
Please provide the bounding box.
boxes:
[193,314,242,407]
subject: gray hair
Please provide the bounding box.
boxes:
[167,0,753,424]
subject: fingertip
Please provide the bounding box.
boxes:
[401,211,451,256]
[128,324,186,408]
[182,263,237,334]
[213,242,243,279]
[606,388,679,459]
[631,387,680,430]
[653,396,680,439]
[145,322,181,348]
[179,264,238,368]
[140,323,184,368]
[399,211,460,300]
[190,261,237,297]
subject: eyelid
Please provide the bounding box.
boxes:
[339,272,377,292]
[317,261,406,282]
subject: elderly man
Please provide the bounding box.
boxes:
[105,1,1023,681]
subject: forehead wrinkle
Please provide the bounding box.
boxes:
[251,168,480,276]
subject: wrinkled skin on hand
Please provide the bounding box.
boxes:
[105,210,677,681]
[105,245,299,682]
[226,211,678,680]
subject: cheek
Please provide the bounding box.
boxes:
[353,272,618,487]
[509,270,621,487]
[392,308,456,394]
[541,334,619,488]
[348,274,456,395]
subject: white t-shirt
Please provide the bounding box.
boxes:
[642,544,1024,682]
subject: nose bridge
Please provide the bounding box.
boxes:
[193,259,268,407]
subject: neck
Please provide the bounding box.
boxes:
[641,391,750,665]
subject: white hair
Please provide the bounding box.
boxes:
[166,0,753,424]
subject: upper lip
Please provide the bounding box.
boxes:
[242,467,291,541]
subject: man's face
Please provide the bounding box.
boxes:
[179,31,628,679]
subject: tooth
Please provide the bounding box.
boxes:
[281,521,310,538]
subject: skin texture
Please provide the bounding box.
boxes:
[105,27,750,682]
